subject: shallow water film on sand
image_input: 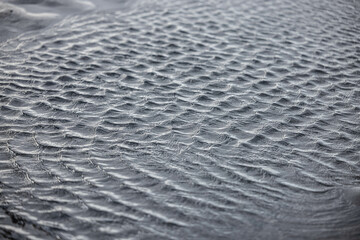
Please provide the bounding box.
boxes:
[0,0,360,239]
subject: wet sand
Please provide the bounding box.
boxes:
[0,0,132,42]
[0,0,360,239]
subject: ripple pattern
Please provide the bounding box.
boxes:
[1,0,360,239]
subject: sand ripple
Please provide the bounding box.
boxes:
[1,0,360,239]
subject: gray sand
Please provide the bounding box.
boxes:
[0,0,359,239]
[0,0,132,42]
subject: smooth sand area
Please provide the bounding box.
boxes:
[0,0,131,42]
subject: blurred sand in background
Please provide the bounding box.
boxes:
[0,0,131,42]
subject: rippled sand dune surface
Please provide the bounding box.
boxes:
[0,0,360,239]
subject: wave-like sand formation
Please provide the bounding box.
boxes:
[0,0,360,239]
